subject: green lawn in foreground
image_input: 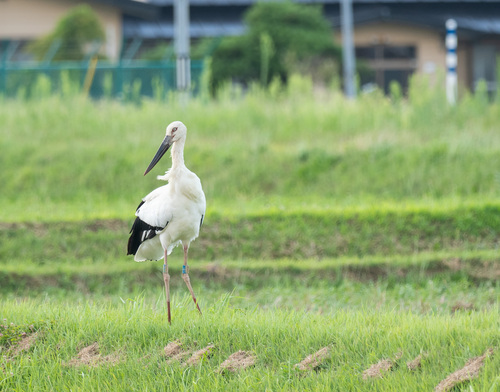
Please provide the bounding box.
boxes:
[1,300,499,391]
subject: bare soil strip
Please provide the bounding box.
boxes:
[435,348,494,392]
[406,353,425,371]
[185,345,215,366]
[295,347,331,371]
[164,341,192,364]
[218,350,256,373]
[362,351,402,380]
[66,342,121,367]
[3,256,499,295]
[164,341,184,358]
[6,332,39,357]
[450,301,476,313]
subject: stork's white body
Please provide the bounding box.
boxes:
[134,165,206,261]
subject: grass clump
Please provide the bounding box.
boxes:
[0,320,42,351]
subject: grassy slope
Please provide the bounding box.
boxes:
[1,77,500,221]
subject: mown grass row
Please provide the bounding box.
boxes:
[1,299,498,391]
[1,250,498,315]
[1,203,499,264]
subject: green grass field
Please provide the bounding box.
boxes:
[1,76,499,390]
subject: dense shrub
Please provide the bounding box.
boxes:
[210,2,340,92]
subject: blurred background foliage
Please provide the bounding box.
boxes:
[27,4,105,61]
[210,2,341,92]
[5,2,378,98]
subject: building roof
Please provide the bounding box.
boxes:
[111,0,500,39]
[329,4,500,36]
[132,0,500,4]
[91,0,158,18]
[124,17,245,38]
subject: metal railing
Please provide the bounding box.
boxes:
[0,58,205,100]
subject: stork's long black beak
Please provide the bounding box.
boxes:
[144,135,172,175]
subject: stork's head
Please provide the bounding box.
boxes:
[167,120,187,142]
[144,121,187,175]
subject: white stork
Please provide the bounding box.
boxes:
[127,121,206,324]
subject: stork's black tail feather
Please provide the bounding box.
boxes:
[127,217,164,256]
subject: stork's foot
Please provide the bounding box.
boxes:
[182,273,202,315]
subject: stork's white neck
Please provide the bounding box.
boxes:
[170,137,186,169]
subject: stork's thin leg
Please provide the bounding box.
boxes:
[181,244,202,315]
[163,249,171,324]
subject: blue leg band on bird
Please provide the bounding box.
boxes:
[182,265,187,274]
[163,264,167,274]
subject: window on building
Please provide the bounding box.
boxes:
[356,45,417,94]
[472,44,498,93]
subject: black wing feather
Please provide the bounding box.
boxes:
[127,205,167,255]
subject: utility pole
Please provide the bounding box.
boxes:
[341,0,356,98]
[174,0,190,92]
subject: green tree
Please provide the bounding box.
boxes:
[28,5,104,61]
[210,1,340,92]
[139,38,219,61]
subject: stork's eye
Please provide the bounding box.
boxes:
[172,127,178,134]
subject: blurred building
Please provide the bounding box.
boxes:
[1,0,499,93]
[0,0,153,61]
[330,3,500,94]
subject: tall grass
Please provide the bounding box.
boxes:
[1,73,499,222]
